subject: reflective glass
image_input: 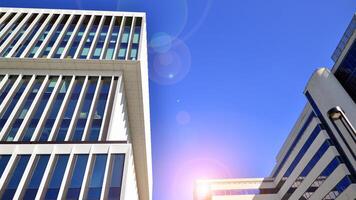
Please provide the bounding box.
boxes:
[22,155,50,200]
[67,16,89,58]
[0,75,17,105]
[1,155,30,199]
[4,76,44,141]
[129,18,141,60]
[92,17,110,59]
[21,77,58,141]
[79,17,101,59]
[65,155,88,199]
[44,155,69,200]
[53,16,79,58]
[107,154,125,200]
[71,77,98,141]
[85,154,107,200]
[117,18,132,60]
[0,14,26,46]
[0,155,11,179]
[104,17,121,60]
[0,13,15,32]
[55,77,84,141]
[0,76,31,131]
[38,77,70,141]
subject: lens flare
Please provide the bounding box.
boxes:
[176,110,191,125]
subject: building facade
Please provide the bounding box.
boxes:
[0,7,151,200]
[195,14,356,200]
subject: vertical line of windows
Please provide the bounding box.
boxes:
[14,14,48,57]
[0,13,14,32]
[87,77,110,141]
[100,77,118,140]
[92,17,111,59]
[53,15,80,58]
[54,77,84,141]
[0,76,31,131]
[0,155,11,179]
[28,15,58,58]
[276,125,323,192]
[22,155,50,200]
[71,77,98,141]
[104,17,121,60]
[1,14,38,57]
[40,15,70,58]
[282,139,333,200]
[20,77,58,141]
[84,154,107,199]
[106,154,125,200]
[64,154,88,199]
[66,16,89,58]
[43,155,69,200]
[0,13,26,46]
[0,155,30,199]
[117,17,132,60]
[3,76,44,141]
[129,18,141,60]
[37,77,71,141]
[79,16,101,59]
[0,75,17,105]
[300,157,343,200]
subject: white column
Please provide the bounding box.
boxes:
[99,76,115,141]
[78,149,94,199]
[20,13,54,58]
[113,17,125,60]
[47,14,75,58]
[0,12,12,26]
[82,76,101,141]
[65,76,89,141]
[33,14,65,58]
[12,152,37,199]
[57,151,75,200]
[6,13,43,57]
[0,74,23,117]
[100,16,115,59]
[0,75,36,141]
[31,76,63,141]
[125,17,136,60]
[0,74,9,92]
[61,15,85,59]
[0,12,21,40]
[35,152,56,200]
[0,13,32,53]
[87,15,105,59]
[74,15,95,59]
[15,75,49,141]
[100,147,113,200]
[48,76,75,141]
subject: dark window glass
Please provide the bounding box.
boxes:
[0,13,16,32]
[71,77,98,141]
[79,16,101,59]
[0,75,17,105]
[0,14,26,47]
[104,17,121,60]
[44,155,69,200]
[87,78,110,141]
[92,17,110,59]
[107,154,125,200]
[1,155,30,199]
[38,77,71,141]
[322,176,353,200]
[53,16,80,58]
[0,155,11,179]
[4,76,44,141]
[85,154,107,200]
[0,76,31,131]
[66,16,89,58]
[55,77,84,141]
[22,155,50,200]
[28,15,58,58]
[117,18,132,60]
[65,155,88,199]
[129,18,141,60]
[20,77,58,141]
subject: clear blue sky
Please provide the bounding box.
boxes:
[1,0,355,199]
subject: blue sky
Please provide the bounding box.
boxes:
[1,0,355,200]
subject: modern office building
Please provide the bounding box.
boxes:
[195,14,356,200]
[0,7,151,200]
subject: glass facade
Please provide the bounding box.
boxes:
[53,15,80,58]
[92,17,111,59]
[66,16,89,58]
[104,17,121,60]
[64,154,88,199]
[85,154,107,199]
[107,154,125,200]
[0,13,26,46]
[117,17,133,60]
[79,16,101,59]
[44,155,69,200]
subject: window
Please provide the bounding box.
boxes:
[107,154,125,200]
[44,155,69,200]
[84,154,107,199]
[1,155,31,199]
[65,155,88,199]
[22,155,50,200]
[0,75,17,105]
[0,155,11,179]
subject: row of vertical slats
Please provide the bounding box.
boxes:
[0,10,142,60]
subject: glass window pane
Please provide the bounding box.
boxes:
[22,155,50,200]
[85,154,107,200]
[1,155,31,199]
[65,155,88,199]
[0,155,11,179]
[107,154,125,200]
[44,155,69,200]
